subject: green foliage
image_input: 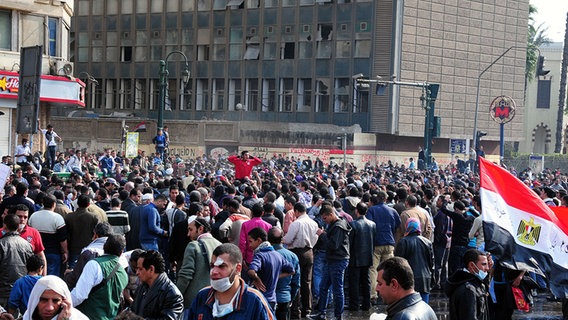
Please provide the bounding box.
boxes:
[526,4,551,83]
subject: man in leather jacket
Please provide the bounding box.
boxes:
[445,249,490,320]
[132,250,184,319]
[375,257,436,320]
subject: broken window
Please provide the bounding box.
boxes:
[315,78,330,112]
[279,78,294,112]
[262,79,276,112]
[297,79,312,112]
[282,42,295,59]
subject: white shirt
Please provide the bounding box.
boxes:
[41,129,60,146]
[282,213,319,249]
[15,144,31,163]
[71,259,104,307]
[71,254,129,306]
[67,155,82,171]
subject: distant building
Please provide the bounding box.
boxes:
[61,1,529,156]
[521,42,568,154]
[0,1,84,157]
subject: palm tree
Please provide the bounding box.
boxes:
[526,4,550,85]
[554,12,568,153]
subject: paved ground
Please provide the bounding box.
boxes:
[318,291,563,319]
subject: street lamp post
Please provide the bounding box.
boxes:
[158,50,190,132]
[472,45,541,151]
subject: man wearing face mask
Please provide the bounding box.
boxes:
[445,249,491,320]
[14,138,32,168]
[177,217,221,318]
[188,243,275,320]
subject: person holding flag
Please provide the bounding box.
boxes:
[479,157,568,318]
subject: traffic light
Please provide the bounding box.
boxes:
[476,131,487,149]
[537,56,550,76]
[376,83,387,96]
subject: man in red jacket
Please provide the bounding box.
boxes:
[228,151,262,181]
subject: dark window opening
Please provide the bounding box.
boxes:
[283,42,295,59]
[121,46,133,62]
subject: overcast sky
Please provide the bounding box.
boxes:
[530,0,568,43]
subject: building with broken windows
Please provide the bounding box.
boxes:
[47,0,529,164]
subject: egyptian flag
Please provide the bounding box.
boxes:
[480,157,568,298]
[133,122,146,132]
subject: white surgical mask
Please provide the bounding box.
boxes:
[473,264,488,281]
[210,268,235,292]
[18,224,26,232]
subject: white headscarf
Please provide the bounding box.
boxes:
[23,275,88,320]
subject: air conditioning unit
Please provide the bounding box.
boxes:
[51,60,74,76]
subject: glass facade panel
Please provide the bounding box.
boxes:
[167,0,179,12]
[263,43,276,60]
[122,0,133,14]
[136,31,148,45]
[78,47,89,62]
[182,80,193,110]
[92,1,103,15]
[213,44,226,60]
[228,79,242,110]
[136,0,148,13]
[316,78,330,112]
[151,0,164,12]
[298,42,312,59]
[336,40,351,58]
[78,0,90,16]
[230,44,243,60]
[106,47,117,61]
[196,79,209,110]
[334,78,350,112]
[279,78,294,112]
[212,79,225,110]
[22,15,45,48]
[297,78,312,112]
[107,0,118,14]
[262,79,275,112]
[92,47,103,62]
[246,79,259,111]
[354,39,371,57]
[48,18,57,56]
[135,46,147,61]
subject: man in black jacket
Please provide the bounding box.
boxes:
[440,200,474,276]
[132,250,184,320]
[347,202,375,311]
[445,249,490,320]
[375,257,436,320]
[309,204,351,320]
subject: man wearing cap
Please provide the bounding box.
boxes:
[139,194,169,251]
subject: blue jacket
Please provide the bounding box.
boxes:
[273,244,301,303]
[139,203,166,244]
[366,203,400,246]
[249,245,294,303]
[188,279,275,320]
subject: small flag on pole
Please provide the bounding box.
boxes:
[133,122,146,132]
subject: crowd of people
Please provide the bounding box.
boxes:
[1,136,566,320]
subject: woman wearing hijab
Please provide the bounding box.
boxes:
[394,217,434,303]
[23,276,88,320]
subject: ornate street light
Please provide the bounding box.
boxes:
[157,50,190,132]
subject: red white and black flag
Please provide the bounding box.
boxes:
[480,157,568,298]
[133,122,146,132]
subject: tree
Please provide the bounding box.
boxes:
[554,12,568,153]
[526,4,550,84]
